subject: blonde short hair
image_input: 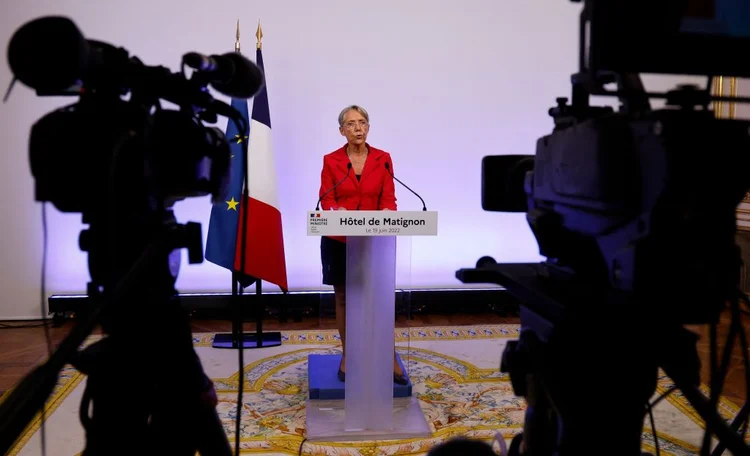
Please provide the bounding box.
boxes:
[338,105,369,127]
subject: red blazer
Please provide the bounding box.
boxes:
[319,144,397,242]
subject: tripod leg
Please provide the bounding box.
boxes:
[77,286,230,456]
[518,371,558,455]
[504,311,660,456]
[76,336,152,456]
[711,400,750,456]
[73,228,232,456]
[666,369,750,456]
[145,293,231,456]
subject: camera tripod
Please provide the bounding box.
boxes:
[0,208,232,456]
[457,262,750,456]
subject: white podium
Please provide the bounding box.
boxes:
[306,210,438,441]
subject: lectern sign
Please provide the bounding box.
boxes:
[307,210,438,236]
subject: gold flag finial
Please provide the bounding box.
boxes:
[256,20,263,50]
[235,19,241,53]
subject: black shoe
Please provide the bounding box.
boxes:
[394,372,408,385]
[338,367,345,382]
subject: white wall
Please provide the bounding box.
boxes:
[0,0,727,319]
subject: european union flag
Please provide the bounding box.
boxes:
[205,97,257,288]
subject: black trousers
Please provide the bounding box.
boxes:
[320,236,346,286]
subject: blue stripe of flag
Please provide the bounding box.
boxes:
[251,48,271,128]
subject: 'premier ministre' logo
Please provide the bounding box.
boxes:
[309,212,328,226]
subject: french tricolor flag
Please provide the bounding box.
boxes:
[205,42,288,293]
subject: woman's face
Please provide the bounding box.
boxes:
[339,110,369,146]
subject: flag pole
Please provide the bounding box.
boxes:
[235,18,241,53]
[234,20,243,347]
[252,20,262,348]
[214,19,247,350]
[249,19,280,350]
[212,19,282,350]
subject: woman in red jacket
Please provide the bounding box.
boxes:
[318,105,406,385]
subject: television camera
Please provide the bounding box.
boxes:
[0,15,264,455]
[457,0,750,455]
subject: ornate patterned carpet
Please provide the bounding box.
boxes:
[3,324,743,455]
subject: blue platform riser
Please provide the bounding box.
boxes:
[308,354,412,399]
